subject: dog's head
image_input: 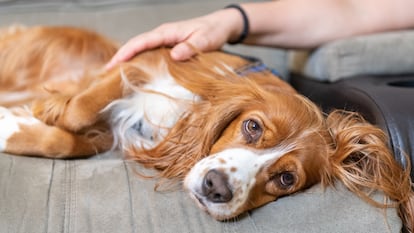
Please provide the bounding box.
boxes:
[182,85,331,220]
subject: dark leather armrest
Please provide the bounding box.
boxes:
[291,74,414,178]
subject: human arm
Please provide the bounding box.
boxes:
[106,0,414,69]
[242,0,414,48]
[105,8,244,69]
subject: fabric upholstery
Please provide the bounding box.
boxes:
[298,30,414,82]
[0,152,402,233]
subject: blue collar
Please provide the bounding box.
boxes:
[234,61,281,78]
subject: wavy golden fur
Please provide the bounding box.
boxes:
[0,25,413,231]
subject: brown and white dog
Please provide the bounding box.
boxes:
[0,25,413,231]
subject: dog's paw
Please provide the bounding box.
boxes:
[32,95,71,127]
[32,95,99,132]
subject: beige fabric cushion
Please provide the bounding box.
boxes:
[0,152,402,233]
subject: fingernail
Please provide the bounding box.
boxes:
[170,49,182,61]
[172,49,192,61]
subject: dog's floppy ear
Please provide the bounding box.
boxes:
[325,110,414,231]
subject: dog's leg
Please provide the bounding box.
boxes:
[0,107,112,158]
[32,69,125,132]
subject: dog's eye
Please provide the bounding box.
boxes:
[242,119,262,143]
[277,172,296,188]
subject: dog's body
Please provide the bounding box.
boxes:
[0,26,413,231]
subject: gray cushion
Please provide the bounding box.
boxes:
[303,30,414,82]
[0,152,402,233]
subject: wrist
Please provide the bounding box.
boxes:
[211,7,246,44]
[224,4,249,44]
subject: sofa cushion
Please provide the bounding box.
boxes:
[299,30,414,82]
[0,152,402,233]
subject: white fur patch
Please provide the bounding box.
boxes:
[106,68,198,151]
[184,144,295,219]
[0,107,38,151]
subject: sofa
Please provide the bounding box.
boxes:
[0,1,408,232]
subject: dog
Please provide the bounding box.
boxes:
[0,25,413,231]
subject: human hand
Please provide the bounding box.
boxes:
[105,9,243,69]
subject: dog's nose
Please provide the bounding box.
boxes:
[202,169,233,203]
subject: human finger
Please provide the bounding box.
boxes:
[105,21,189,69]
[170,28,227,61]
[105,32,167,69]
